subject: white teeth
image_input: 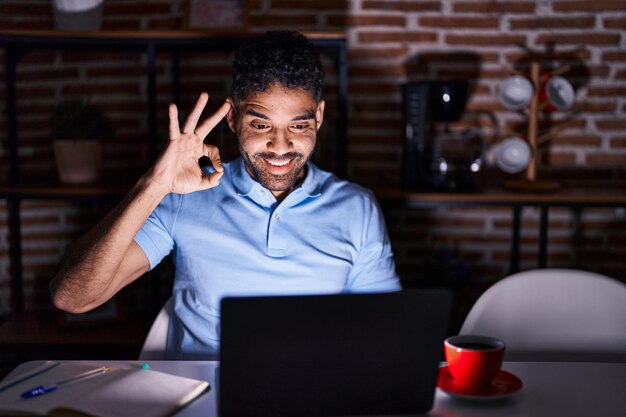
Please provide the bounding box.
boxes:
[266,159,291,167]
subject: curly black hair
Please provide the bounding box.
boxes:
[232,31,325,104]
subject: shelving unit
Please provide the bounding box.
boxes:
[0,29,348,313]
[376,186,626,275]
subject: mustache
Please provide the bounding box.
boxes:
[254,152,304,160]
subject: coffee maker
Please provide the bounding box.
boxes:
[402,80,483,191]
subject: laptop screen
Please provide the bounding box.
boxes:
[219,289,451,417]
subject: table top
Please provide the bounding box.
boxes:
[4,360,626,417]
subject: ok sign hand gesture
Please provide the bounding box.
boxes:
[149,92,231,195]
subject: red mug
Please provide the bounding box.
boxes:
[444,335,505,388]
[539,74,575,112]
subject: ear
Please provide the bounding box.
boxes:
[315,99,325,131]
[225,97,237,133]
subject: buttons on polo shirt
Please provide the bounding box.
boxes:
[267,211,285,257]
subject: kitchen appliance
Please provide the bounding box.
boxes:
[402,80,483,191]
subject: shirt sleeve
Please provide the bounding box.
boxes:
[133,193,181,270]
[345,191,402,293]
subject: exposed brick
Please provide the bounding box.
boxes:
[61,84,142,96]
[148,18,182,30]
[249,14,317,26]
[358,31,438,43]
[101,19,142,30]
[348,82,400,95]
[86,66,152,78]
[15,69,81,83]
[536,33,621,45]
[596,120,626,130]
[61,51,142,62]
[354,101,401,113]
[453,1,535,13]
[0,3,52,15]
[104,3,171,14]
[572,102,617,113]
[272,0,348,10]
[466,101,504,112]
[603,51,626,61]
[586,153,626,164]
[445,34,527,46]
[609,138,626,148]
[362,1,440,12]
[419,16,499,29]
[541,150,578,164]
[349,149,400,161]
[506,118,587,132]
[506,49,592,63]
[327,15,405,26]
[510,16,595,29]
[352,134,402,145]
[349,64,405,78]
[587,86,626,97]
[551,135,603,146]
[349,47,409,59]
[348,116,401,129]
[554,1,626,11]
[603,17,626,28]
[16,52,57,66]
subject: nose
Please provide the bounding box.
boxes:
[267,129,292,154]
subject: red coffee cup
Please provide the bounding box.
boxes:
[539,74,575,112]
[444,335,505,388]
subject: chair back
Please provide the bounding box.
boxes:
[460,269,626,362]
[139,296,173,360]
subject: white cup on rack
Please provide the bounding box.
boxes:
[496,137,532,174]
[498,75,534,111]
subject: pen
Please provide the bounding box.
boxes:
[21,366,112,399]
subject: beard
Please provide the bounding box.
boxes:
[239,144,311,193]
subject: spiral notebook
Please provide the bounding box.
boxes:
[0,361,209,417]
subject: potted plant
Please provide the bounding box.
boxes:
[51,100,114,184]
[52,0,105,31]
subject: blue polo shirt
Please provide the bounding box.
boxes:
[134,157,401,359]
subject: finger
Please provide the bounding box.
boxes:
[169,103,180,140]
[204,144,223,172]
[199,170,224,190]
[182,92,209,134]
[195,101,231,139]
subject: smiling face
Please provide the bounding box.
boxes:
[227,83,325,200]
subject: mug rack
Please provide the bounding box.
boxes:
[501,61,573,192]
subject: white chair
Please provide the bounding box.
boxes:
[460,269,626,362]
[139,296,173,360]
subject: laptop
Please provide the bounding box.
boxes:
[218,289,451,416]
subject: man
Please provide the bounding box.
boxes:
[51,31,401,359]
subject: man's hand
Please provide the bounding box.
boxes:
[148,92,231,195]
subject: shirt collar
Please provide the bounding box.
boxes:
[232,157,322,198]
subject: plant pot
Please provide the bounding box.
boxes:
[53,139,103,184]
[52,0,104,31]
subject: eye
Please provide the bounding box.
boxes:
[292,124,308,130]
[252,123,269,130]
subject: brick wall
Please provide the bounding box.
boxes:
[1,0,625,320]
